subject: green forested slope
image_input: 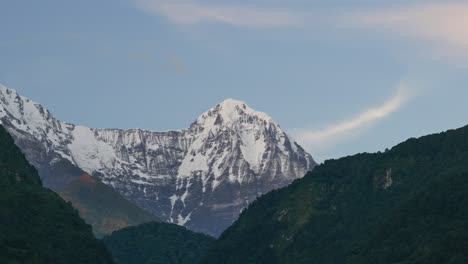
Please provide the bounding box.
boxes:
[0,126,113,263]
[203,125,468,264]
[103,222,214,264]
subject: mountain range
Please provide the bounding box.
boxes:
[0,85,315,236]
[2,82,468,263]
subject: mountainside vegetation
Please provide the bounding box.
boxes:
[0,125,113,263]
[103,222,215,264]
[203,125,468,264]
[59,174,159,237]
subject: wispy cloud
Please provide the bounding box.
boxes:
[351,2,468,58]
[132,0,301,28]
[295,83,413,152]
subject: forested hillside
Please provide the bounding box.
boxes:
[104,222,214,264]
[203,125,468,264]
[0,126,113,263]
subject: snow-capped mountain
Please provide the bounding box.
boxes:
[0,85,316,236]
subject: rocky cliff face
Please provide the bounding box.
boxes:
[0,85,315,236]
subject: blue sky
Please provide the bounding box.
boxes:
[1,0,468,161]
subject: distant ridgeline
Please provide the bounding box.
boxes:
[203,125,468,264]
[0,126,113,263]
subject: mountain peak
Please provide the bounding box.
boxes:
[0,84,315,237]
[218,98,272,120]
[217,98,250,112]
[0,83,9,92]
[195,99,273,128]
[0,84,19,97]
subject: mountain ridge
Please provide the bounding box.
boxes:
[0,84,315,236]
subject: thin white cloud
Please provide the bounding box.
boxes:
[351,2,468,58]
[295,83,412,152]
[133,0,301,28]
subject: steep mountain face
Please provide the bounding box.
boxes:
[0,85,315,236]
[59,174,159,238]
[0,87,82,190]
[203,125,468,264]
[0,125,113,263]
[103,222,215,264]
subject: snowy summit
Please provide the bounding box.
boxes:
[0,86,316,237]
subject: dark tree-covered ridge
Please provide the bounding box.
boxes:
[203,125,468,264]
[0,125,114,264]
[104,222,215,264]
